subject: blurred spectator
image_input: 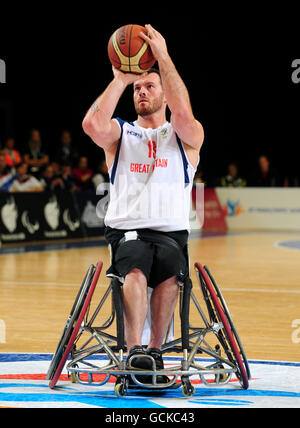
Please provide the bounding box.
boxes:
[23,129,49,177]
[0,153,17,192]
[92,159,109,188]
[2,137,22,168]
[10,162,44,192]
[72,156,93,190]
[40,164,65,191]
[249,155,279,187]
[50,160,61,176]
[0,152,11,177]
[220,162,247,187]
[55,129,79,167]
[61,161,76,191]
[283,172,299,187]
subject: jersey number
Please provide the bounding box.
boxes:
[148,140,157,160]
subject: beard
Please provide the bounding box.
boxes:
[134,93,165,117]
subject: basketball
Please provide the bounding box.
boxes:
[108,24,156,73]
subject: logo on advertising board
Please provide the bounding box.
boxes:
[223,199,245,217]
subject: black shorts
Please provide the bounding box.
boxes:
[104,227,189,289]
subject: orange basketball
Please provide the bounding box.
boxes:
[108,24,156,73]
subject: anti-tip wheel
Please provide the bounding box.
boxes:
[182,378,195,398]
[114,377,129,397]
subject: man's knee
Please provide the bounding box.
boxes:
[152,276,179,300]
[158,276,178,289]
[125,268,147,285]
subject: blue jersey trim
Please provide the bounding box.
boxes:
[110,118,124,185]
[175,134,190,186]
[110,118,136,185]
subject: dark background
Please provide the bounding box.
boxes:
[1,12,299,186]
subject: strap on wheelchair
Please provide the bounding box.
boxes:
[111,277,126,351]
[180,276,193,351]
[117,229,183,253]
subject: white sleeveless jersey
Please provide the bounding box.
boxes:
[104,118,199,232]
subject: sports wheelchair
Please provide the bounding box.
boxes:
[47,236,251,398]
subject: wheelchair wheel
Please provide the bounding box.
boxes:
[195,263,249,390]
[47,264,96,383]
[203,265,251,380]
[47,262,103,389]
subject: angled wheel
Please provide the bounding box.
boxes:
[195,263,249,389]
[47,264,96,383]
[47,262,103,388]
[203,265,251,380]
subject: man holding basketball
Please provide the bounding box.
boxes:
[82,24,204,380]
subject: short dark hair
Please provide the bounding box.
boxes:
[146,67,160,75]
[145,68,161,80]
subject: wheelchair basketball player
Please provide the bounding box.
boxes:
[82,24,204,381]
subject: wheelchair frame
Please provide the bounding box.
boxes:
[47,259,250,397]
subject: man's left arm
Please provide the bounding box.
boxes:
[141,24,204,151]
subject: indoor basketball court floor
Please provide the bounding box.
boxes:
[0,231,300,408]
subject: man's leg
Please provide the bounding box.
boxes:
[148,276,179,349]
[122,268,148,352]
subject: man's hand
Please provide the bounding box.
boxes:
[112,66,147,86]
[140,24,169,62]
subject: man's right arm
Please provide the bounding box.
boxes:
[82,77,126,151]
[82,68,145,151]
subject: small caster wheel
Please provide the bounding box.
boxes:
[181,377,195,398]
[114,377,129,397]
[219,372,230,383]
[215,364,230,383]
[70,373,77,384]
[114,382,126,397]
[68,364,78,384]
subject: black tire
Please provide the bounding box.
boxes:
[47,263,100,384]
[203,265,251,380]
[195,263,249,389]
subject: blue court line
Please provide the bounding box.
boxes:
[1,353,300,367]
[0,384,164,408]
[0,238,107,255]
[1,383,300,408]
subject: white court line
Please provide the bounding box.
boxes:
[0,281,108,288]
[222,287,300,294]
[0,280,299,294]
